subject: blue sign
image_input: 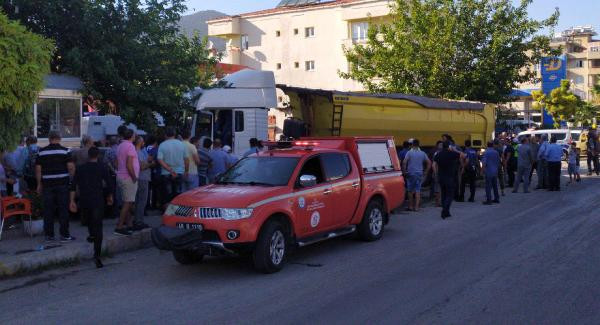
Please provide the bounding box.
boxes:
[540,55,567,126]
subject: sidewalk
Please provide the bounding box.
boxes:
[0,211,161,279]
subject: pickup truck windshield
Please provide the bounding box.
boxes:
[217,157,299,186]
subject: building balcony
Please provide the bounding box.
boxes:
[567,52,588,59]
[222,46,242,65]
[589,67,600,75]
[341,3,390,20]
[208,17,241,37]
[341,38,369,48]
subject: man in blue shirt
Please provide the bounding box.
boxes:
[458,140,479,202]
[545,136,564,191]
[208,139,230,183]
[535,135,549,190]
[482,142,501,205]
[4,140,27,195]
[242,138,260,158]
[397,141,411,169]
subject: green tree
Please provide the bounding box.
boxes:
[4,0,219,131]
[341,0,559,103]
[0,12,53,151]
[593,81,600,105]
[532,80,598,127]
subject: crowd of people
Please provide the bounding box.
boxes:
[3,126,600,267]
[0,126,267,268]
[397,130,599,220]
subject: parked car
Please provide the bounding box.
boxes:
[518,129,578,159]
[152,137,405,273]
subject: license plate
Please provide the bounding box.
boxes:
[176,223,203,231]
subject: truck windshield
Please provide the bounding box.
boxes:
[217,157,299,186]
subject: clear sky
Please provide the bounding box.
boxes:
[183,0,600,34]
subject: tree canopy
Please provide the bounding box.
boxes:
[4,0,219,131]
[532,80,599,127]
[0,12,53,151]
[341,0,559,104]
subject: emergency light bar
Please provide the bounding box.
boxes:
[263,140,320,150]
[294,141,320,147]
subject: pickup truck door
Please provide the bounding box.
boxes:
[321,153,361,227]
[292,155,334,237]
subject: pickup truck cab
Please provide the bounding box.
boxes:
[152,137,405,273]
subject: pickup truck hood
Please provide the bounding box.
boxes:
[172,184,289,208]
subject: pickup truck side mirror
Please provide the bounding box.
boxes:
[299,175,317,188]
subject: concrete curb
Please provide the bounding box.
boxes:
[0,228,153,279]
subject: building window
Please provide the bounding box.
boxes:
[36,98,81,138]
[241,34,249,50]
[294,62,299,68]
[591,46,600,52]
[294,28,298,35]
[305,27,315,38]
[276,63,282,70]
[305,60,315,71]
[351,21,369,41]
[574,76,584,84]
[276,30,281,37]
[575,60,584,68]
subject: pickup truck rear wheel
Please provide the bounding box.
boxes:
[172,250,203,265]
[253,221,287,273]
[358,200,385,241]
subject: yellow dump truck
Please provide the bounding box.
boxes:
[279,86,495,148]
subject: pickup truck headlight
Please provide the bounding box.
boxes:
[164,204,179,216]
[220,208,253,220]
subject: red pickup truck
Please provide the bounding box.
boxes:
[152,137,405,273]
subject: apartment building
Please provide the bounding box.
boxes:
[552,26,600,101]
[508,26,600,125]
[207,0,391,91]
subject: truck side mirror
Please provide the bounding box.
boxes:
[299,175,317,188]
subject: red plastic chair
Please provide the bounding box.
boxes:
[0,196,33,240]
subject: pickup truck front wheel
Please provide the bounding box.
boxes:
[172,250,204,265]
[253,221,287,273]
[358,200,385,241]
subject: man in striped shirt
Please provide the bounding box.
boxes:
[36,131,76,242]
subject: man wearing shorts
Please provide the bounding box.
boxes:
[402,139,431,211]
[567,142,581,184]
[115,128,140,236]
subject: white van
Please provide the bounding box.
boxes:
[191,70,277,156]
[517,129,576,145]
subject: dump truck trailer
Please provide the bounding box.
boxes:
[191,70,495,155]
[279,86,495,149]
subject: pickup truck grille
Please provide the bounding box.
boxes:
[197,208,222,219]
[172,206,222,219]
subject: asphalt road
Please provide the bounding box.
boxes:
[2,173,600,324]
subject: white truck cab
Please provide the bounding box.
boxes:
[192,70,277,156]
